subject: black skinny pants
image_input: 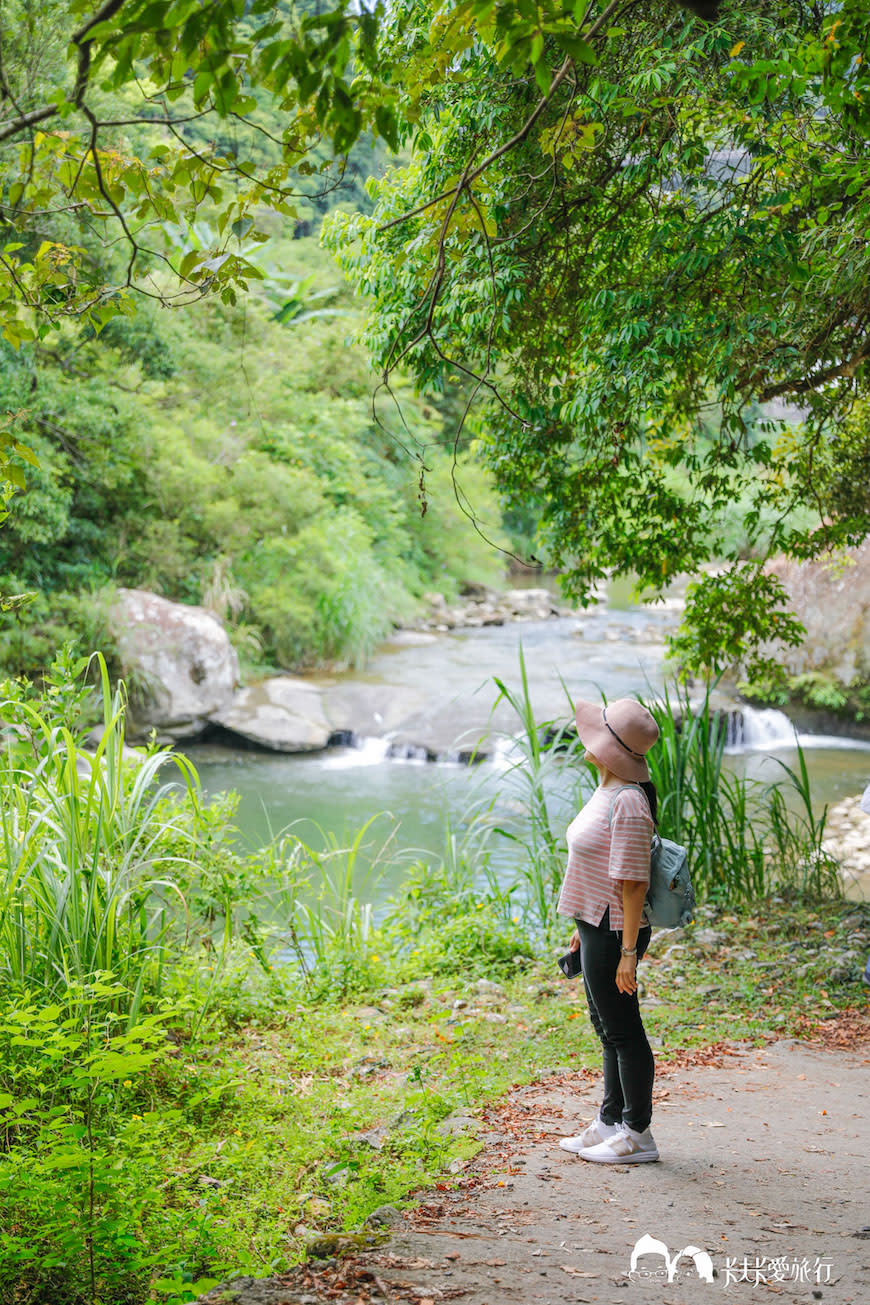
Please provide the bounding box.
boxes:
[576,908,654,1133]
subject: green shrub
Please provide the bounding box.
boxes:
[238,508,408,668]
[0,588,120,681]
[404,909,535,977]
[0,980,218,1305]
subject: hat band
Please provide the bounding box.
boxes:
[602,707,646,761]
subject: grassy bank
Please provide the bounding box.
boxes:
[1,658,866,1304]
[3,897,866,1305]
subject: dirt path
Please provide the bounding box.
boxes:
[200,1023,870,1305]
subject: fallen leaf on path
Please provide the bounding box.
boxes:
[699,1120,725,1127]
[485,1259,507,1266]
[560,1266,599,1277]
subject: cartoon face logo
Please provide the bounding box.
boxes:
[629,1233,715,1283]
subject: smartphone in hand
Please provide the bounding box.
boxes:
[557,949,583,979]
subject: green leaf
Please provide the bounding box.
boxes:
[192,69,212,104]
[374,105,399,152]
[214,68,240,115]
[534,60,551,95]
[556,35,599,65]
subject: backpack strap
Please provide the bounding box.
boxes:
[604,783,647,828]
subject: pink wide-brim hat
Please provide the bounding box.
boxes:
[574,696,659,782]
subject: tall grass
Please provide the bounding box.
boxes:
[478,659,839,926]
[483,646,590,932]
[261,813,403,984]
[641,680,838,904]
[642,681,766,902]
[766,749,841,898]
[0,655,203,1019]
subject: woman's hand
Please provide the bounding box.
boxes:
[568,929,580,953]
[616,953,638,995]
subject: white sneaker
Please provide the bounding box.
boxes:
[559,1116,622,1154]
[577,1123,660,1164]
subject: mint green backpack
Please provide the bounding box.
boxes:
[608,787,695,930]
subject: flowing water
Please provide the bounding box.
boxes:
[184,601,673,853]
[183,603,870,898]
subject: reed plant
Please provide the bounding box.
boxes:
[484,646,591,933]
[766,750,841,898]
[641,681,766,901]
[261,813,401,991]
[0,654,202,1019]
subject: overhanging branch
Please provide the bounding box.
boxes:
[377,0,626,236]
[758,335,870,401]
[0,0,130,144]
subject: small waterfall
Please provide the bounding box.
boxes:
[490,736,522,771]
[725,706,797,753]
[388,741,431,763]
[321,735,392,768]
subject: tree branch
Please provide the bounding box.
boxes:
[758,336,870,402]
[377,0,627,235]
[0,0,129,144]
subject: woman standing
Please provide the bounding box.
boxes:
[558,696,660,1164]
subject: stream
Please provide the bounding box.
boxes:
[182,598,870,902]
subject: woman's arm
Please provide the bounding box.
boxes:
[608,791,653,995]
[615,880,647,994]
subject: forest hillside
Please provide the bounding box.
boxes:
[0,232,510,678]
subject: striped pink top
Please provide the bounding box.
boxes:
[557,784,653,929]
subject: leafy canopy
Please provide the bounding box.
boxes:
[0,0,397,343]
[327,0,870,677]
[3,0,870,675]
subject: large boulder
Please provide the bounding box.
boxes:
[112,589,239,740]
[766,542,870,686]
[212,677,331,752]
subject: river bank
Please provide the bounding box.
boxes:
[5,659,869,1305]
[184,895,870,1305]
